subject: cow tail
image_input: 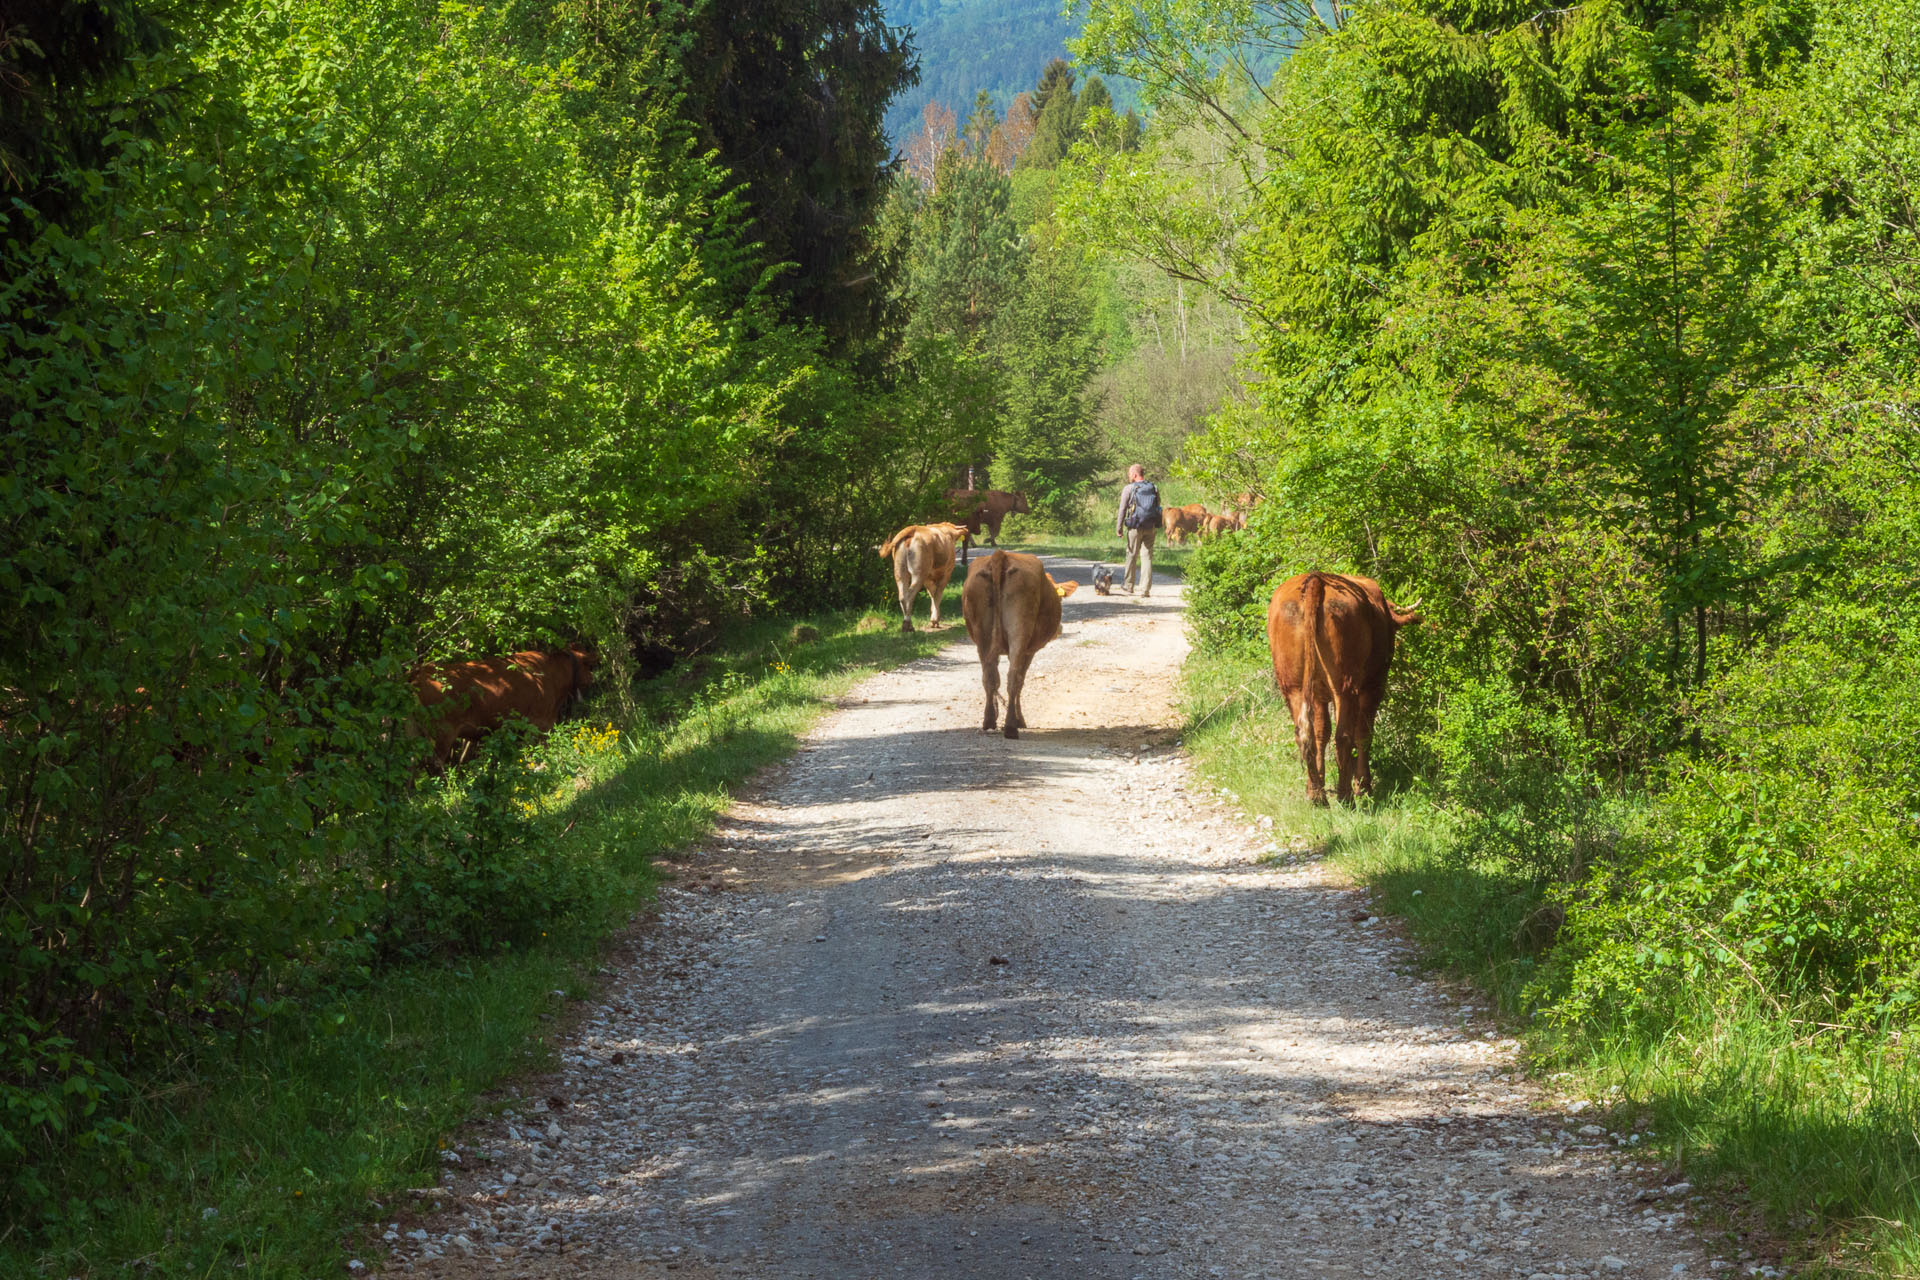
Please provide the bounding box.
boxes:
[990,551,1013,654]
[878,526,910,560]
[1300,571,1331,705]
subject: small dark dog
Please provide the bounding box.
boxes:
[1092,565,1118,596]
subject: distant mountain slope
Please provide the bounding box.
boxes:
[883,0,1135,142]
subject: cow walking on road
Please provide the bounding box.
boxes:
[1266,572,1421,806]
[962,550,1063,739]
[879,522,969,632]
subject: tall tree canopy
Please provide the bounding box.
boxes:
[677,0,919,344]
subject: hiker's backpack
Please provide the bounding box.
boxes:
[1126,481,1162,530]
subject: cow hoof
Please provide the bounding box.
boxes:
[900,620,913,633]
[1308,792,1330,808]
[1003,725,1020,740]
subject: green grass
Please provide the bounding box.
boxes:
[1178,648,1540,1008]
[1179,647,1920,1276]
[6,597,960,1279]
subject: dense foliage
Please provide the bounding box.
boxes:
[1072,0,1920,1076]
[0,0,955,1224]
[888,58,1230,524]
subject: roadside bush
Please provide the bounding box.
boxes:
[1552,632,1920,1033]
[0,0,807,1221]
[1429,678,1606,888]
[380,725,597,963]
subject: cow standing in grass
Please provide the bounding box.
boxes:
[1161,504,1207,544]
[1202,511,1244,537]
[1266,572,1421,806]
[411,644,598,769]
[962,550,1062,739]
[946,488,1030,547]
[879,522,969,632]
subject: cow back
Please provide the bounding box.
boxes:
[1266,572,1407,700]
[412,646,594,763]
[963,551,1061,659]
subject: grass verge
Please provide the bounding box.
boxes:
[7,598,961,1279]
[1179,647,1920,1276]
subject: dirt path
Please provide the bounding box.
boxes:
[390,557,1718,1280]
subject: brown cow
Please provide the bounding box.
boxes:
[878,522,969,631]
[1202,511,1244,537]
[1161,503,1207,543]
[1265,572,1421,806]
[945,488,1031,546]
[962,551,1062,739]
[411,644,598,768]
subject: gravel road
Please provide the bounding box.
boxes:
[388,556,1732,1280]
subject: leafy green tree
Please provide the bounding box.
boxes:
[673,0,919,344]
[0,0,825,1207]
[1485,69,1792,696]
[909,155,1024,343]
[990,223,1107,513]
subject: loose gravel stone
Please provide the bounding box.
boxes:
[393,559,1707,1279]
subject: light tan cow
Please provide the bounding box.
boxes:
[1161,503,1208,544]
[962,551,1063,739]
[878,522,970,632]
[1201,511,1244,537]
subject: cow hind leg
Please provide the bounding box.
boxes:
[1332,694,1361,804]
[1350,695,1383,797]
[1004,649,1036,738]
[896,565,916,632]
[1287,688,1331,806]
[978,650,1001,732]
[928,569,951,626]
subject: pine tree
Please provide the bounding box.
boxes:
[965,89,999,156]
[1030,58,1075,118]
[1022,78,1079,169]
[674,0,918,346]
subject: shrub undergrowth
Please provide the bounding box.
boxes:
[2,599,957,1277]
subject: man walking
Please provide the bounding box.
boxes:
[1114,463,1162,597]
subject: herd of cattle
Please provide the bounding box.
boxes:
[941,486,1253,551]
[410,488,1420,808]
[1158,495,1255,543]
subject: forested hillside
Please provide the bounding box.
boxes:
[881,0,1140,141]
[1065,0,1920,1268]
